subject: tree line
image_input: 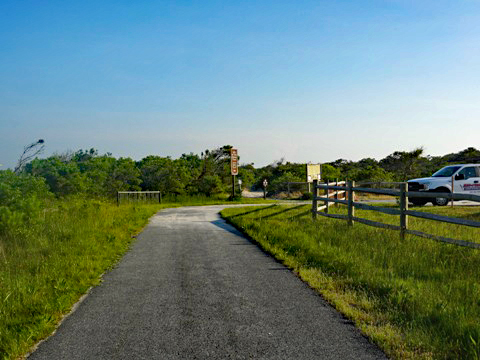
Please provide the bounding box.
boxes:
[17,145,240,198]
[246,147,480,195]
[3,145,480,200]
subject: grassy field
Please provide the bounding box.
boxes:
[0,194,279,359]
[221,203,480,359]
[0,199,168,359]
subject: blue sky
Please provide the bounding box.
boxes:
[1,0,479,169]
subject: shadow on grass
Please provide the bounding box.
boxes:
[227,204,277,219]
[289,210,311,220]
[458,211,480,221]
[258,205,306,220]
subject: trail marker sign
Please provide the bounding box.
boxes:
[231,148,238,175]
[307,164,321,183]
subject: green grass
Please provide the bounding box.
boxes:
[0,194,277,359]
[121,193,279,206]
[221,204,480,359]
[0,198,166,359]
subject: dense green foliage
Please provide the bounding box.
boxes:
[20,146,236,198]
[221,205,480,359]
[244,147,480,196]
[8,145,480,199]
[0,171,53,234]
[329,147,480,183]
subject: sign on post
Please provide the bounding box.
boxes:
[231,148,238,175]
[307,164,321,183]
[262,179,268,200]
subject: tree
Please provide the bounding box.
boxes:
[238,164,255,189]
[80,154,117,196]
[200,145,233,178]
[268,172,303,194]
[327,159,357,179]
[379,148,424,181]
[193,145,235,194]
[197,175,224,196]
[443,147,480,164]
[321,164,341,181]
[356,166,393,183]
[14,139,45,174]
[138,156,191,196]
[25,157,87,196]
[105,158,142,196]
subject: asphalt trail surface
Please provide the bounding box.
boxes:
[30,205,386,359]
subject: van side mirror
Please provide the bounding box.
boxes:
[455,173,465,180]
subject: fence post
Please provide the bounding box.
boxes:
[287,182,291,197]
[348,181,355,226]
[324,179,329,214]
[344,178,348,202]
[117,192,120,206]
[312,180,318,220]
[451,175,454,208]
[335,178,339,207]
[400,182,408,239]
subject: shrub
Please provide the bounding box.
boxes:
[0,170,53,233]
[301,192,314,200]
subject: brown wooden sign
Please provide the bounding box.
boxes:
[230,148,238,175]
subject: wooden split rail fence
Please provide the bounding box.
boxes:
[312,180,480,250]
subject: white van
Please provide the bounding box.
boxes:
[407,164,480,206]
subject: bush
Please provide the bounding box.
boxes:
[196,175,225,196]
[227,193,243,201]
[301,192,314,200]
[0,170,53,233]
[268,172,303,195]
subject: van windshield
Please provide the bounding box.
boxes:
[432,166,461,177]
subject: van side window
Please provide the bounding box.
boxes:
[476,167,480,177]
[458,167,477,180]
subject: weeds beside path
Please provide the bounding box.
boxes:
[0,196,277,360]
[0,199,167,359]
[28,205,386,360]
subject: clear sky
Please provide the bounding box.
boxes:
[1,0,479,169]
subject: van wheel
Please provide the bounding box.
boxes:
[432,188,450,206]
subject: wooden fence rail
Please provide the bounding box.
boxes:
[117,191,162,205]
[311,180,480,250]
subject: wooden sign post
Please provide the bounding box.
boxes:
[230,148,238,198]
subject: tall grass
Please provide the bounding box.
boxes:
[0,198,164,359]
[221,204,480,359]
[0,192,276,359]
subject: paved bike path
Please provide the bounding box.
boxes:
[30,205,386,359]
